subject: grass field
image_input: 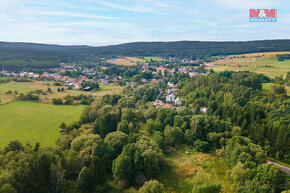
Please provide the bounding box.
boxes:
[262,83,290,96]
[107,57,145,66]
[0,81,123,104]
[0,101,86,148]
[0,82,35,94]
[229,52,290,57]
[211,53,290,78]
[158,146,232,193]
[144,56,167,62]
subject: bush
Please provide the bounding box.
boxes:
[65,98,73,105]
[52,98,63,105]
[192,183,221,193]
[5,140,24,152]
[0,184,17,193]
[138,180,164,193]
[194,139,210,152]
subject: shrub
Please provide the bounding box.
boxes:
[194,139,210,152]
[192,183,221,193]
[52,98,63,105]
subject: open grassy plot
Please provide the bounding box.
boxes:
[107,57,145,66]
[126,57,146,63]
[229,52,290,57]
[38,84,123,104]
[0,82,35,94]
[263,83,290,96]
[0,101,86,148]
[211,53,290,78]
[144,56,167,62]
[0,94,16,104]
[157,146,232,193]
[0,82,36,104]
[1,81,123,104]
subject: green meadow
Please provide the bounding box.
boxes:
[263,83,290,96]
[0,82,35,93]
[157,146,232,193]
[213,55,290,78]
[0,101,86,148]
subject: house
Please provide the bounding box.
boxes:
[33,74,40,78]
[166,93,175,103]
[200,107,208,113]
[175,98,182,106]
[73,83,82,89]
[156,67,169,76]
[164,104,174,109]
[101,80,109,84]
[167,89,176,95]
[204,63,215,67]
[189,72,199,77]
[84,87,92,91]
[168,82,175,88]
[153,100,164,106]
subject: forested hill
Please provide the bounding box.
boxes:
[90,39,290,57]
[1,40,290,71]
[0,42,93,71]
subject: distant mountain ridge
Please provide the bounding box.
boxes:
[1,40,290,71]
[1,39,290,57]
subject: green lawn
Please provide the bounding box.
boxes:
[0,82,35,94]
[144,57,167,62]
[0,101,86,148]
[213,55,290,78]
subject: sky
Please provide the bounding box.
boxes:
[0,0,289,46]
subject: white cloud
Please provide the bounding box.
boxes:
[212,0,280,9]
[39,11,119,19]
[94,0,153,13]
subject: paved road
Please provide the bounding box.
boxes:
[267,161,290,175]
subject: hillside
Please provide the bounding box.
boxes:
[209,52,290,78]
[1,40,290,71]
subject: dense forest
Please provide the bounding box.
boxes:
[0,71,289,193]
[277,54,290,61]
[179,71,289,162]
[1,40,290,71]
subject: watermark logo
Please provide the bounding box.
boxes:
[249,9,277,22]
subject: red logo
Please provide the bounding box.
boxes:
[250,9,276,18]
[249,9,277,22]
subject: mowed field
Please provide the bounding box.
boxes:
[107,57,146,66]
[0,81,123,104]
[0,101,86,148]
[157,146,232,193]
[210,52,290,78]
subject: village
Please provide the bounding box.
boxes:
[0,56,211,110]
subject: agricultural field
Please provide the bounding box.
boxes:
[262,83,290,96]
[107,57,145,66]
[229,52,290,57]
[158,146,232,193]
[210,52,290,78]
[144,56,167,62]
[0,101,86,148]
[0,81,123,104]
